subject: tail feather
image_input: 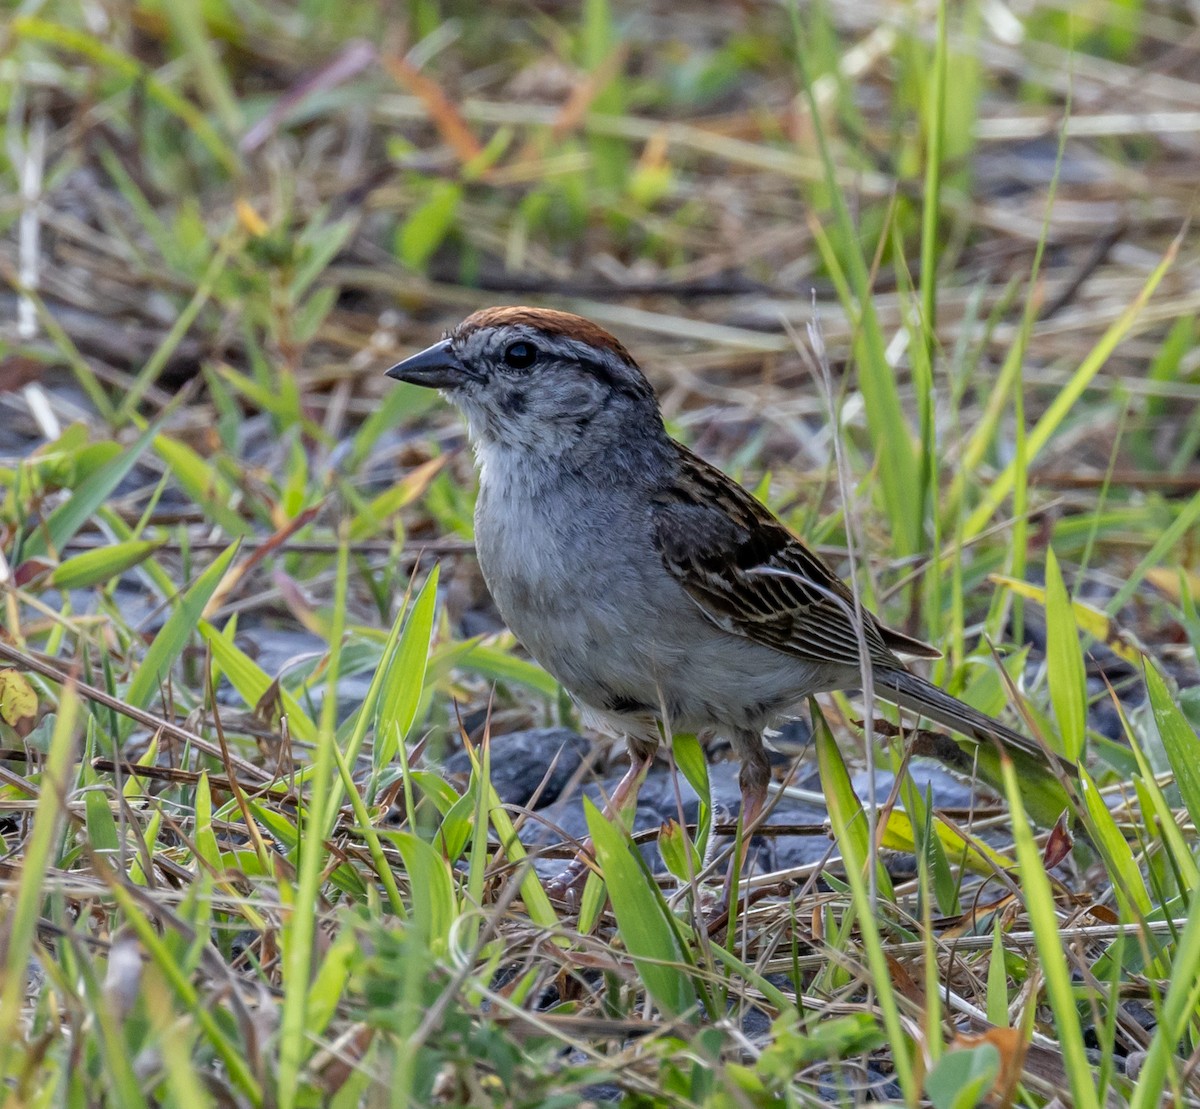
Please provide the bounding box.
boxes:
[875,668,1076,774]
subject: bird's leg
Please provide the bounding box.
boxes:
[545,739,655,903]
[721,735,772,911]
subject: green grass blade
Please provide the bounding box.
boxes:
[813,710,914,1101]
[276,540,348,1107]
[1128,891,1200,1109]
[19,419,162,562]
[375,564,440,772]
[965,233,1181,539]
[393,831,460,954]
[584,797,698,1019]
[792,16,920,555]
[154,435,255,537]
[198,619,318,743]
[1000,756,1101,1109]
[1107,486,1200,615]
[1045,548,1087,762]
[121,542,239,732]
[1145,662,1200,832]
[49,538,166,590]
[12,15,239,173]
[1078,766,1151,920]
[0,685,79,1073]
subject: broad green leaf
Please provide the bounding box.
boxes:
[585,797,697,1018]
[393,831,458,954]
[306,929,358,1042]
[402,769,461,815]
[49,538,165,590]
[658,819,701,882]
[757,1012,885,1080]
[577,870,608,936]
[985,922,1008,1027]
[193,772,221,871]
[84,786,119,855]
[430,638,560,698]
[900,774,958,916]
[434,785,475,865]
[17,433,119,492]
[925,1043,1000,1109]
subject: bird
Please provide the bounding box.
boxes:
[385,306,1071,898]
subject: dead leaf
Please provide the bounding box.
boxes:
[0,355,48,395]
[381,54,482,166]
[1042,811,1074,869]
[0,668,38,737]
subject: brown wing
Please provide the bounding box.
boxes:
[652,445,939,668]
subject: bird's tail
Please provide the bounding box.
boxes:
[875,668,1076,774]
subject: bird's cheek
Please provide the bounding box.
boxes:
[454,396,495,441]
[495,389,529,418]
[556,382,605,413]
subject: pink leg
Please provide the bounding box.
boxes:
[721,737,771,911]
[545,742,655,903]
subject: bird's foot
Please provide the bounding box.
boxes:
[543,853,597,909]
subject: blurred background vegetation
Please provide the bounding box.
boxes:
[1,1,1199,1105]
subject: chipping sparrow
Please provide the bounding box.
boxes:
[386,307,1069,893]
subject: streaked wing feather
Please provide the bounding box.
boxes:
[653,447,908,669]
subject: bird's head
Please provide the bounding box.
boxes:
[385,307,663,459]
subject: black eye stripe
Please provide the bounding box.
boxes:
[502,341,537,369]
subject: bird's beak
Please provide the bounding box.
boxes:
[385,339,468,389]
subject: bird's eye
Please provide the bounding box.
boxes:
[502,341,537,370]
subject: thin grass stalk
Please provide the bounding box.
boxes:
[916,0,948,596]
[276,537,349,1106]
[115,231,241,422]
[1129,889,1200,1107]
[966,231,1181,542]
[814,709,916,1103]
[789,5,920,557]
